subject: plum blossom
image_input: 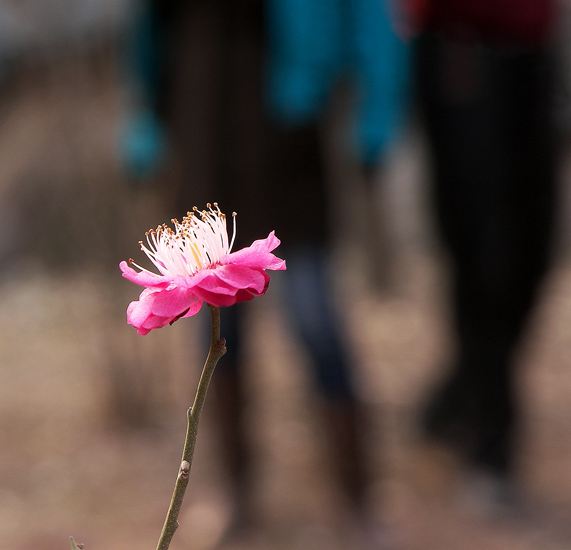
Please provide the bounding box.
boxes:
[120,203,286,334]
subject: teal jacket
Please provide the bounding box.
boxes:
[119,0,410,176]
[266,0,410,165]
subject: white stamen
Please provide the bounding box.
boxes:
[133,204,236,278]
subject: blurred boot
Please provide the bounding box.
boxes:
[323,397,402,549]
[322,396,370,514]
[211,363,256,535]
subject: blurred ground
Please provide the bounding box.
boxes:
[2,4,571,550]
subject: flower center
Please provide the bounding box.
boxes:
[133,203,236,278]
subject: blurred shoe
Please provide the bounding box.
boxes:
[322,397,370,512]
[456,467,522,520]
[421,378,477,459]
[344,512,404,550]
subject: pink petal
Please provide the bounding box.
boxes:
[126,297,153,328]
[192,274,269,307]
[149,286,202,317]
[120,261,170,289]
[180,301,204,318]
[233,288,257,302]
[127,305,170,335]
[126,286,204,334]
[126,289,167,331]
[263,231,282,252]
[214,264,268,293]
[141,313,171,332]
[222,232,286,271]
[192,270,240,296]
[192,287,254,307]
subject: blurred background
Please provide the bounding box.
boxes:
[2,0,571,549]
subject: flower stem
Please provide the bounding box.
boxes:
[156,305,226,550]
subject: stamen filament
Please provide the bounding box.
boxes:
[133,204,236,279]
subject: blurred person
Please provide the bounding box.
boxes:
[118,0,408,543]
[410,0,560,507]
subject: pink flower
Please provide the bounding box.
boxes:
[120,204,286,334]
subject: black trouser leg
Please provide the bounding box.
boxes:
[416,33,558,474]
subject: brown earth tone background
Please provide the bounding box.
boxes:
[2,2,571,549]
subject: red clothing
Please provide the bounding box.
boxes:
[408,0,554,45]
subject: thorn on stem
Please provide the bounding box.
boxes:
[180,460,190,479]
[216,338,227,355]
